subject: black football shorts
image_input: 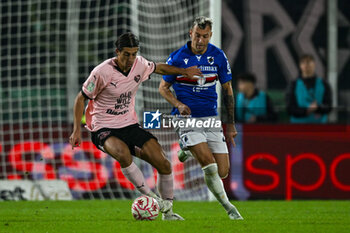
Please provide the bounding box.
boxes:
[91,124,157,155]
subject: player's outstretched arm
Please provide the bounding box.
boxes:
[159,79,191,115]
[154,63,202,79]
[222,81,237,146]
[69,92,87,149]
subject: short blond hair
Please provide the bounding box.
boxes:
[192,16,213,30]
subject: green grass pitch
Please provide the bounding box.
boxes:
[0,200,349,233]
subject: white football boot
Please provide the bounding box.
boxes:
[155,198,184,221]
[162,210,185,221]
[154,197,173,213]
[227,207,244,220]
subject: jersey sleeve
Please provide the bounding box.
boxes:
[162,55,177,84]
[138,56,156,82]
[82,69,107,100]
[217,51,232,84]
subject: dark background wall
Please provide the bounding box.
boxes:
[222,0,350,110]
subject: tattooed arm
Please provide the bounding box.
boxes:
[222,81,238,146]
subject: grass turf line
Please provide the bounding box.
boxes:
[0,200,349,233]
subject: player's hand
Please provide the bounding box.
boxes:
[225,124,238,147]
[177,103,191,116]
[69,131,81,149]
[183,66,202,79]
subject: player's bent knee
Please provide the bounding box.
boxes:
[218,166,229,179]
[114,147,129,157]
[111,151,132,167]
[104,139,132,167]
[199,157,216,167]
[219,170,229,179]
[118,154,133,167]
[109,147,129,158]
[157,159,172,175]
[191,150,215,167]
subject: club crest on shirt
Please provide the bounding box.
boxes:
[183,58,189,65]
[134,75,141,83]
[207,56,214,65]
[197,76,206,86]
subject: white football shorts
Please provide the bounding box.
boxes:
[174,116,228,154]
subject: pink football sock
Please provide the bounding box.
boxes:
[121,162,151,195]
[157,173,174,202]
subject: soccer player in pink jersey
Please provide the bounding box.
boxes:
[69,32,201,221]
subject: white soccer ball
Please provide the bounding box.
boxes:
[131,195,159,221]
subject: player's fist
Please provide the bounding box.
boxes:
[69,131,81,149]
[177,103,191,116]
[183,66,202,79]
[225,124,238,147]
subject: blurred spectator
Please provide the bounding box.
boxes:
[286,54,332,123]
[235,73,277,123]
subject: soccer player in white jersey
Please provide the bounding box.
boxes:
[159,17,243,220]
[69,32,201,221]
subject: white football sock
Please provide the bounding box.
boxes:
[202,163,234,212]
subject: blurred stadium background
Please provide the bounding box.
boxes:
[0,0,349,202]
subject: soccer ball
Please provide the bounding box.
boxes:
[131,195,159,221]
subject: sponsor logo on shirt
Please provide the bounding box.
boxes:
[196,55,202,61]
[106,91,132,115]
[114,91,132,110]
[223,53,232,74]
[98,131,111,141]
[106,109,129,115]
[198,65,217,72]
[193,86,209,92]
[227,61,232,74]
[134,75,141,83]
[110,82,117,88]
[87,81,95,92]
